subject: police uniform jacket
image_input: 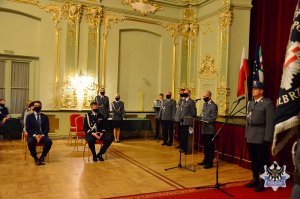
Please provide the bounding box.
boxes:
[200,100,218,135]
[84,112,104,135]
[95,95,110,119]
[246,97,274,144]
[179,98,197,126]
[111,101,125,120]
[153,100,163,119]
[158,99,176,121]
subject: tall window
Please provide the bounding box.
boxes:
[0,61,5,98]
[10,61,30,114]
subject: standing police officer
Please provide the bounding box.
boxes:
[198,90,218,169]
[245,81,274,192]
[95,88,110,130]
[158,91,176,146]
[177,89,197,154]
[153,93,164,139]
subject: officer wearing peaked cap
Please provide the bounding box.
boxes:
[244,81,275,192]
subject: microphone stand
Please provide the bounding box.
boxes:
[195,99,245,197]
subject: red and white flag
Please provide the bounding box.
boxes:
[237,47,250,97]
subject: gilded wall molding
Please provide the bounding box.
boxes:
[198,54,217,78]
[217,76,230,115]
[86,6,103,41]
[219,5,233,31]
[102,11,120,38]
[63,3,83,40]
[122,0,159,16]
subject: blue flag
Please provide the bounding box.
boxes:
[272,1,300,155]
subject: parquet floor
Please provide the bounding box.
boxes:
[0,139,252,199]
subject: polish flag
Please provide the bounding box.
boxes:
[237,48,250,97]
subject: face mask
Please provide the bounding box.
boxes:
[34,106,41,112]
[92,108,98,113]
[183,93,188,98]
[166,95,171,99]
[0,103,4,107]
[115,98,120,101]
[100,92,105,96]
[203,97,209,102]
[179,93,184,98]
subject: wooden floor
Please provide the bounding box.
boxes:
[0,139,252,199]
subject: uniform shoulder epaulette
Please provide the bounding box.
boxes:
[264,98,272,101]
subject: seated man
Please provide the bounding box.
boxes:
[26,101,52,165]
[84,102,113,162]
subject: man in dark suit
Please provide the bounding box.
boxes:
[153,93,164,139]
[84,102,113,162]
[158,91,176,146]
[198,90,218,169]
[0,98,10,140]
[95,87,110,130]
[26,101,52,165]
[244,81,274,192]
[178,89,197,153]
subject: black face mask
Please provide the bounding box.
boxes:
[0,103,4,107]
[34,106,42,113]
[203,97,209,102]
[92,109,98,113]
[115,98,120,101]
[166,95,171,99]
[179,93,184,98]
[182,93,188,98]
[100,92,105,96]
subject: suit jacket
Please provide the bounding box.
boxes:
[158,99,176,120]
[200,101,218,135]
[0,106,9,122]
[111,101,126,120]
[84,112,104,135]
[95,95,110,119]
[178,98,197,126]
[26,112,49,138]
[246,97,274,144]
[153,99,163,119]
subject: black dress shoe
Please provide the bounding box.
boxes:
[97,153,104,161]
[34,158,40,165]
[161,143,167,145]
[254,182,265,192]
[175,145,180,148]
[93,155,98,162]
[203,164,213,169]
[39,156,45,165]
[244,181,259,188]
[167,143,172,146]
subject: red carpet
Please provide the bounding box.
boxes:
[111,182,292,199]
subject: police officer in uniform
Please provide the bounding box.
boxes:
[95,88,110,130]
[84,102,113,162]
[198,90,218,169]
[291,127,300,199]
[245,81,274,192]
[177,89,197,154]
[0,99,10,140]
[158,91,176,146]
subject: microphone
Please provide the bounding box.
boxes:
[195,98,201,102]
[234,96,245,103]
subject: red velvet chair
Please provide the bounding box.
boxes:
[74,116,85,152]
[68,113,81,144]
